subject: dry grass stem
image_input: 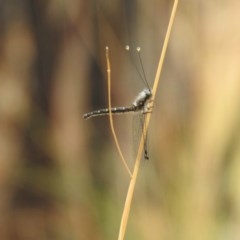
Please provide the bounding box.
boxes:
[105,46,133,178]
[118,0,179,239]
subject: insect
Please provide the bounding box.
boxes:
[83,46,152,159]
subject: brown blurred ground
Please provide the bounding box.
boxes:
[0,1,240,240]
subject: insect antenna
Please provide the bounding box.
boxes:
[125,45,151,90]
[136,47,151,90]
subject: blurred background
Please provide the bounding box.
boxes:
[1,0,240,239]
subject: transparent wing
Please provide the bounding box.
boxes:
[132,112,149,161]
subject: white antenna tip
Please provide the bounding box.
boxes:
[125,45,130,51]
[136,47,141,52]
[105,46,109,50]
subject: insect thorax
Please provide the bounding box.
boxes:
[132,88,152,110]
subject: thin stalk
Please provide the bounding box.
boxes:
[105,46,133,178]
[118,1,179,239]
